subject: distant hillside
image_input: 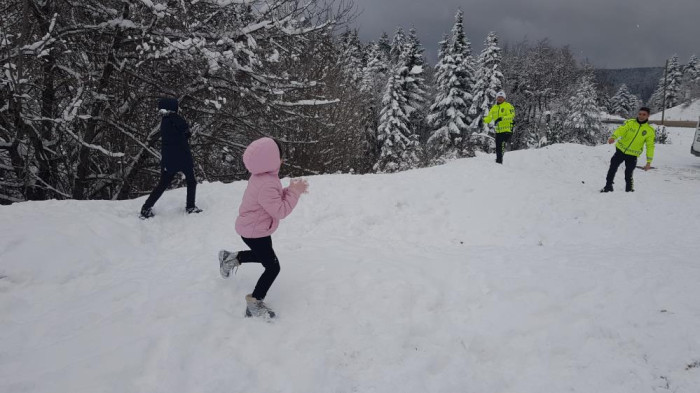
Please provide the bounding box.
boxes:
[594,67,664,102]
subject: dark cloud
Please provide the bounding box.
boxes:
[350,0,700,68]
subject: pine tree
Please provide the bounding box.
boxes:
[610,84,636,118]
[339,30,365,86]
[666,55,684,107]
[597,90,613,114]
[685,55,700,84]
[427,35,459,157]
[402,28,429,142]
[631,94,643,115]
[470,32,504,131]
[450,10,477,129]
[375,65,422,172]
[681,54,700,101]
[426,10,477,160]
[650,55,684,111]
[389,27,407,64]
[500,39,580,149]
[377,32,392,59]
[432,34,450,93]
[361,41,389,93]
[648,87,663,112]
[562,75,603,146]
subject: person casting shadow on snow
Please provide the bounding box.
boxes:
[218,138,309,319]
[140,98,202,219]
[484,91,516,164]
[601,107,655,193]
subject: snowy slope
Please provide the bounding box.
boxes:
[650,99,700,122]
[2,128,700,393]
[601,111,626,122]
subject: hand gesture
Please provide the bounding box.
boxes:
[289,178,309,195]
[608,137,616,144]
[643,163,651,171]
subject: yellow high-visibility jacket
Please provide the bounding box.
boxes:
[484,102,515,133]
[611,119,655,163]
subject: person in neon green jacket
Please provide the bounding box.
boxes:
[484,91,515,164]
[601,107,655,193]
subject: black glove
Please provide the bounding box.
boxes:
[494,117,503,125]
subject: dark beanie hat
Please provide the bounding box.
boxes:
[158,98,179,112]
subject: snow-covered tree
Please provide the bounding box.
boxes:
[426,10,477,159]
[597,89,613,114]
[470,32,504,131]
[339,30,365,86]
[431,34,451,94]
[427,35,463,158]
[450,10,477,129]
[562,75,604,145]
[649,55,684,111]
[377,32,392,59]
[686,55,700,79]
[375,65,422,172]
[681,54,700,101]
[390,27,407,64]
[361,41,390,93]
[631,94,644,115]
[610,84,637,118]
[502,39,579,149]
[0,0,345,203]
[402,28,429,142]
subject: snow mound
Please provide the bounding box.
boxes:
[2,129,700,393]
[650,99,700,122]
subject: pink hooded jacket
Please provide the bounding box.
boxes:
[235,138,300,238]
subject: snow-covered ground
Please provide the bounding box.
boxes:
[2,128,700,393]
[650,99,700,122]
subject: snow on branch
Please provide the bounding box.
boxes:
[61,128,125,158]
[0,193,24,203]
[240,20,273,36]
[211,0,257,6]
[278,21,331,36]
[273,99,340,107]
[29,174,72,199]
[138,0,168,17]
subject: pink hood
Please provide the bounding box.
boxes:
[243,138,280,175]
[235,138,300,238]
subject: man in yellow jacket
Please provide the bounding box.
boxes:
[484,91,515,164]
[601,107,655,193]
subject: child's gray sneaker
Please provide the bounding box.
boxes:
[218,250,240,278]
[245,294,276,319]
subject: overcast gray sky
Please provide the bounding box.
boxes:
[350,0,699,68]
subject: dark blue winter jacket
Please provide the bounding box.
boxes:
[158,98,193,172]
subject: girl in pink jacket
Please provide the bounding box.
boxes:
[219,138,308,318]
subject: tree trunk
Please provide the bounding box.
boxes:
[73,3,129,199]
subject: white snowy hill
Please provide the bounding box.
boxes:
[2,128,700,393]
[650,99,700,122]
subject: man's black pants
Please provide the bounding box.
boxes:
[495,132,512,163]
[606,148,637,188]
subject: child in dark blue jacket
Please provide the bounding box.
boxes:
[140,98,201,218]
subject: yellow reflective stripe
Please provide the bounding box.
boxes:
[616,141,642,156]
